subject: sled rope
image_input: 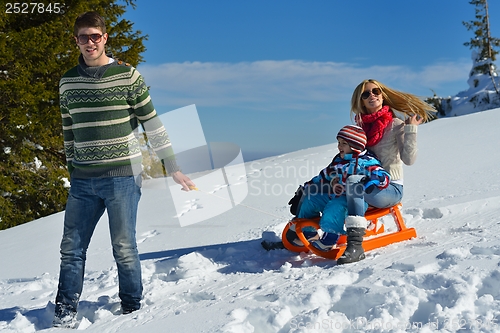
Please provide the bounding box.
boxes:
[189,186,285,220]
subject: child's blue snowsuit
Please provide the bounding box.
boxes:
[297,150,390,235]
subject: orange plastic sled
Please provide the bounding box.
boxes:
[281,204,416,260]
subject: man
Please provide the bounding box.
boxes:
[53,11,195,327]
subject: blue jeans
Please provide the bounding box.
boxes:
[55,176,143,314]
[346,175,403,216]
[297,188,349,235]
[296,177,403,233]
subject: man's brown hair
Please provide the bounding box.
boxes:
[73,11,106,36]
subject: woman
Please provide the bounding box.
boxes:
[337,79,436,264]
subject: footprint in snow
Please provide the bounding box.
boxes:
[209,184,229,194]
[137,230,159,244]
[174,199,203,217]
[254,293,279,303]
[182,291,217,303]
[422,207,444,219]
[470,245,500,256]
[404,207,444,219]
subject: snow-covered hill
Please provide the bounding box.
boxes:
[1,108,500,332]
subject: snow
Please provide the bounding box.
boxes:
[2,71,500,332]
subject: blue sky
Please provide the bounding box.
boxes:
[122,0,500,161]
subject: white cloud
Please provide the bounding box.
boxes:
[137,59,472,109]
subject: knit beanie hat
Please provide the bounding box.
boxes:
[337,125,367,155]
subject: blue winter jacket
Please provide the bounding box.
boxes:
[305,150,390,194]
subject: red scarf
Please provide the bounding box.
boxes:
[357,105,393,147]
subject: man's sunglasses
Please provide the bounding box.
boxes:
[75,33,104,45]
[361,88,382,100]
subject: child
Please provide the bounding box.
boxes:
[289,125,390,251]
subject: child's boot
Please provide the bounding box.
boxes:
[311,232,339,251]
[337,216,366,264]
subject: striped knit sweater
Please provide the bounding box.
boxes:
[60,56,178,178]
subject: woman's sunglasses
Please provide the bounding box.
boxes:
[361,88,382,100]
[75,33,104,45]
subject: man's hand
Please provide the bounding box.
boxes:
[172,171,196,191]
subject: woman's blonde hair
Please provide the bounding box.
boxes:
[350,79,436,123]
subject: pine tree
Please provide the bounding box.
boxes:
[463,0,500,77]
[0,0,147,229]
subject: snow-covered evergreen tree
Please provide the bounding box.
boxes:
[429,0,500,117]
[0,0,147,229]
[463,0,500,79]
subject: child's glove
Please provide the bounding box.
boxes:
[288,185,305,216]
[363,177,376,194]
[330,177,344,196]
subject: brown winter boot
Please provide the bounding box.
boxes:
[337,216,366,265]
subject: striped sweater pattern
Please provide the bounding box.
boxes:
[60,61,175,178]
